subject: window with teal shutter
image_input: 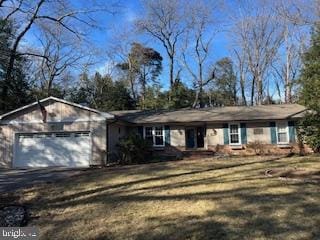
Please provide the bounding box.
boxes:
[164,125,170,146]
[137,126,143,138]
[223,123,229,144]
[240,123,247,144]
[288,121,296,143]
[270,122,277,144]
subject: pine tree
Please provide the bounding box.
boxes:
[299,23,320,152]
[0,19,33,113]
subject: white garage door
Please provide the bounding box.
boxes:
[14,132,91,168]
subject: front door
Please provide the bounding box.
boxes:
[197,127,205,148]
[186,128,195,148]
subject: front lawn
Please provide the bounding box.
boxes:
[20,155,320,239]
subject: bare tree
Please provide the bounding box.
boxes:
[180,0,218,108]
[271,27,302,103]
[136,0,188,92]
[232,1,284,105]
[108,25,140,101]
[0,0,24,23]
[272,0,313,103]
[234,49,248,105]
[30,27,87,96]
[276,0,320,26]
[0,0,118,111]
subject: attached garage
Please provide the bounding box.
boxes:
[0,97,114,168]
[14,132,91,168]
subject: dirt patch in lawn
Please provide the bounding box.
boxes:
[0,194,29,227]
[264,168,320,183]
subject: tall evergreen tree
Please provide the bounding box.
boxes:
[208,58,237,106]
[68,72,135,111]
[0,19,32,113]
[299,23,320,152]
[142,84,167,110]
[117,43,162,109]
[169,81,195,109]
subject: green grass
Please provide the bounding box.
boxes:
[20,155,320,240]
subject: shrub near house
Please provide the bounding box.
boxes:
[116,134,151,164]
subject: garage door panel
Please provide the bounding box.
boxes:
[14,132,91,168]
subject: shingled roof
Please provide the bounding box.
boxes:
[110,104,307,124]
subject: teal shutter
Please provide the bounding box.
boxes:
[288,121,296,143]
[240,123,247,144]
[270,122,277,144]
[137,126,143,138]
[223,123,229,145]
[165,125,170,146]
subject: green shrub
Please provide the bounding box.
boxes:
[116,134,152,164]
[300,113,320,153]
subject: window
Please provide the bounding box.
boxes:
[145,127,153,145]
[229,124,241,145]
[55,133,71,138]
[253,128,264,135]
[74,132,90,137]
[155,126,164,146]
[144,126,164,147]
[277,122,288,144]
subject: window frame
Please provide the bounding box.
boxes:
[143,126,165,147]
[276,121,289,144]
[144,126,154,145]
[228,123,241,145]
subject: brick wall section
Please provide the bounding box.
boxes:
[152,144,313,158]
[208,144,313,156]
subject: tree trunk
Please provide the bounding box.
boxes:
[192,91,199,108]
[284,62,292,103]
[284,25,292,103]
[250,76,255,106]
[168,56,174,103]
[233,83,237,105]
[127,57,136,101]
[141,69,146,110]
[256,76,263,105]
[240,74,247,106]
[2,0,45,111]
[47,74,55,97]
[199,85,205,108]
[169,56,174,87]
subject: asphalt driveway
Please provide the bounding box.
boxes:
[0,168,87,193]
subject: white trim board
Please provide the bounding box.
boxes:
[1,118,107,125]
[0,96,115,120]
[143,125,165,147]
[228,122,242,145]
[276,121,290,145]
